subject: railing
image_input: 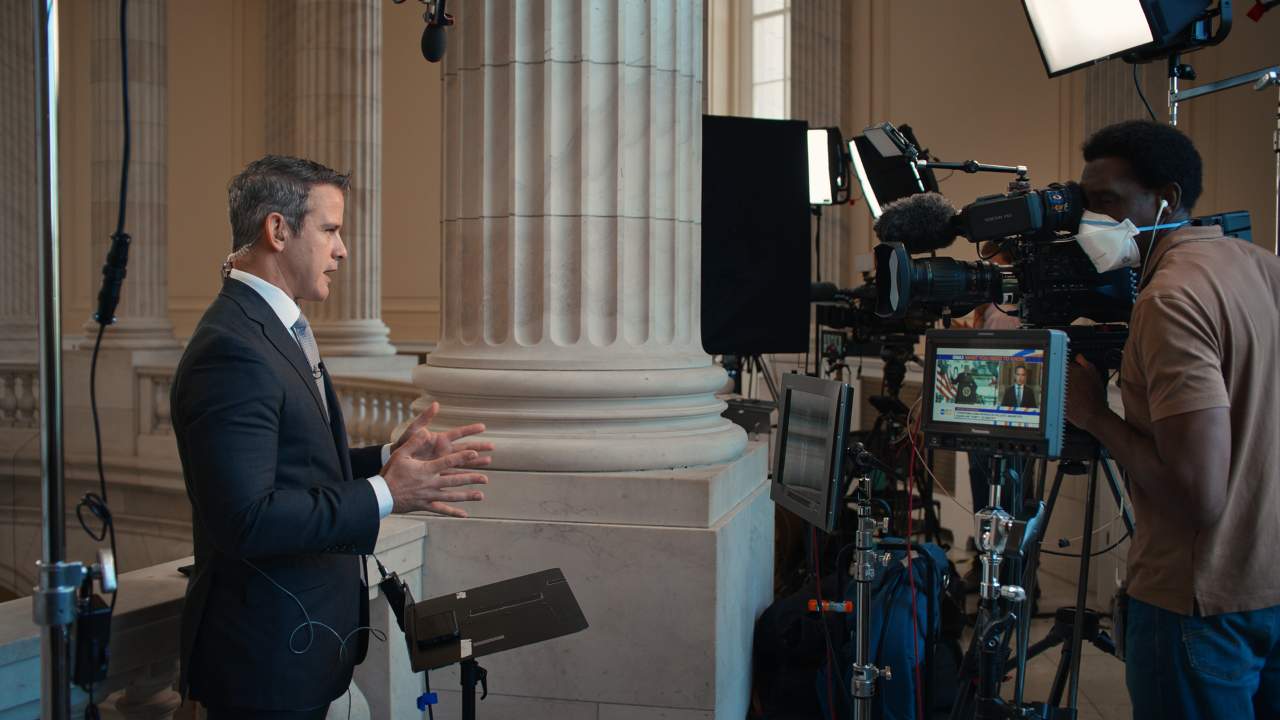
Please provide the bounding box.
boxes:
[0,363,39,429]
[136,364,179,459]
[0,516,428,720]
[334,377,421,447]
[131,366,419,449]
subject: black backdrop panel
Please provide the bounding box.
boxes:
[701,115,811,355]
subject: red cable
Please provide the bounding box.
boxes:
[906,429,925,720]
[813,527,836,720]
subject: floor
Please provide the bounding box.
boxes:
[960,561,1133,720]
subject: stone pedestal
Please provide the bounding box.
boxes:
[415,443,772,720]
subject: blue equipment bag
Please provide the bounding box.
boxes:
[817,540,956,720]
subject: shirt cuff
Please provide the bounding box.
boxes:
[382,443,392,465]
[368,475,394,519]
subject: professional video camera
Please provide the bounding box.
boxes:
[871,186,1140,334]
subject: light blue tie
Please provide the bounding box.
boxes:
[291,314,329,421]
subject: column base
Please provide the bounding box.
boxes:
[310,318,397,357]
[79,317,179,350]
[413,364,747,472]
[407,442,773,719]
[323,354,419,382]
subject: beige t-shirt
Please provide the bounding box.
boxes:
[1119,224,1280,615]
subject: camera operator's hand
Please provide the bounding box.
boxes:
[382,403,492,517]
[1066,355,1108,431]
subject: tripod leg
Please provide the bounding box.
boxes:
[1065,459,1100,712]
[1048,644,1071,709]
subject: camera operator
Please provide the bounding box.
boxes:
[1065,121,1280,720]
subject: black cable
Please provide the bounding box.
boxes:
[814,208,822,283]
[1133,63,1158,122]
[1039,528,1131,558]
[813,208,822,378]
[78,4,130,713]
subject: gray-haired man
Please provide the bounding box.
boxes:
[173,155,492,718]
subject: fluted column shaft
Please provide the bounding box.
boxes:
[88,0,176,349]
[0,0,38,355]
[791,0,849,286]
[265,0,394,357]
[417,0,745,472]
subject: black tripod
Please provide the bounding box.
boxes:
[458,659,488,720]
[950,446,1134,719]
[857,338,944,544]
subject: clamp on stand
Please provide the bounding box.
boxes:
[849,446,893,720]
[458,659,488,720]
[973,466,1029,720]
[34,547,118,702]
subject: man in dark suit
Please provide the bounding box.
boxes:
[1000,365,1038,408]
[171,155,492,719]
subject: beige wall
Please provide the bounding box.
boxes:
[56,0,443,344]
[843,0,1086,268]
[1175,15,1278,252]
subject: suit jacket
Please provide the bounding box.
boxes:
[1000,383,1038,408]
[171,279,387,711]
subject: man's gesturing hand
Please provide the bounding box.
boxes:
[391,402,493,464]
[382,402,492,517]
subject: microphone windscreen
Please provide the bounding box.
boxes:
[873,192,959,253]
[421,24,447,62]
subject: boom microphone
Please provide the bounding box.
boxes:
[872,192,960,253]
[420,0,453,63]
[421,23,447,62]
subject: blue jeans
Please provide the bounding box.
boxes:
[1126,596,1280,720]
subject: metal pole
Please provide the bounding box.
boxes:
[32,0,71,717]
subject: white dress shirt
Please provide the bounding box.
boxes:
[229,269,395,519]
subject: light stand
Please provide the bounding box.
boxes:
[1166,60,1280,253]
[848,456,892,720]
[31,0,72,716]
[971,463,1028,720]
[31,4,118,718]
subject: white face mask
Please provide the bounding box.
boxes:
[1075,209,1187,273]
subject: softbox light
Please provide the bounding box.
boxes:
[1023,0,1212,77]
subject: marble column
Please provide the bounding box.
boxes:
[0,1,38,360]
[264,0,396,358]
[87,0,177,349]
[417,0,746,472]
[410,5,771,718]
[791,0,850,287]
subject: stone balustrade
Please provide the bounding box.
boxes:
[0,363,39,429]
[333,377,419,448]
[0,516,427,720]
[130,364,416,450]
